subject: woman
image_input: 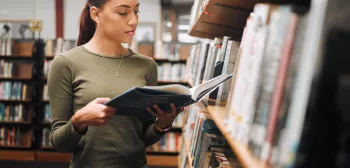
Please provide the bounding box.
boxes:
[48,0,183,167]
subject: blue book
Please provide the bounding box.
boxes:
[104,73,233,120]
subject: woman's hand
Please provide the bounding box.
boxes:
[147,103,184,129]
[72,98,116,133]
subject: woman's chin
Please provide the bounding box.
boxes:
[121,38,133,44]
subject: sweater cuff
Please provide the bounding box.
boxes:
[144,123,164,147]
[69,118,88,136]
[70,118,88,136]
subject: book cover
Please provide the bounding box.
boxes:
[104,73,232,120]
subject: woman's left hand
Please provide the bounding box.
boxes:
[147,103,184,128]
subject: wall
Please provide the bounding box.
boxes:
[0,0,161,40]
[0,0,56,39]
[64,0,162,40]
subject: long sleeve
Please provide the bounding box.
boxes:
[48,56,86,153]
[143,60,164,147]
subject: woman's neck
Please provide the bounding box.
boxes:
[84,33,127,57]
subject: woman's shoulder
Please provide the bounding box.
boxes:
[130,51,157,66]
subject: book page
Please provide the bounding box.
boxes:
[144,84,191,95]
[190,73,233,101]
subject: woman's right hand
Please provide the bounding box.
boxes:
[72,98,116,133]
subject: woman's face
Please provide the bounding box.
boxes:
[97,0,139,43]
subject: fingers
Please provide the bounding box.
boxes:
[147,108,159,118]
[170,103,177,116]
[153,105,166,116]
[95,98,111,104]
[177,106,184,113]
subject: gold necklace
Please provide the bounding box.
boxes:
[99,48,126,77]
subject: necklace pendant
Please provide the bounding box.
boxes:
[116,72,120,77]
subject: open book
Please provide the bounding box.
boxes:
[104,73,233,119]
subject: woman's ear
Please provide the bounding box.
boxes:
[90,6,100,24]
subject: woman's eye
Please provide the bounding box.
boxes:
[119,12,128,16]
[134,11,140,14]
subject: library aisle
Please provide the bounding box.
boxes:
[1,0,350,168]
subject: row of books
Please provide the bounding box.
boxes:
[179,104,242,168]
[45,38,76,56]
[43,104,51,123]
[41,128,52,148]
[173,112,185,128]
[0,60,33,78]
[0,127,30,147]
[0,82,32,101]
[187,3,311,167]
[0,104,31,122]
[43,84,49,101]
[158,63,187,82]
[147,132,182,152]
[44,60,52,78]
[0,39,34,56]
[154,41,192,60]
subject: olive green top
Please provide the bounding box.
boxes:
[48,46,162,168]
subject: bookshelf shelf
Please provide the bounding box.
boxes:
[147,155,178,167]
[0,77,33,81]
[36,151,72,163]
[204,102,267,168]
[0,99,32,103]
[0,150,35,161]
[35,151,178,166]
[0,55,35,61]
[40,146,55,150]
[154,59,187,64]
[188,0,255,40]
[0,121,31,124]
[188,0,310,39]
[0,144,31,149]
[146,151,179,156]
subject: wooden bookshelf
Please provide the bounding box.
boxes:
[188,0,310,40]
[184,138,194,168]
[0,77,33,81]
[0,150,35,161]
[40,146,55,150]
[0,99,32,103]
[0,121,31,124]
[203,102,267,168]
[0,144,31,149]
[35,151,178,166]
[147,155,178,167]
[154,59,187,64]
[0,55,35,61]
[188,0,255,39]
[36,151,72,163]
[146,151,179,156]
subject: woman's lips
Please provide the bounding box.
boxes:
[126,31,135,36]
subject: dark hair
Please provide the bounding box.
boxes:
[77,0,108,46]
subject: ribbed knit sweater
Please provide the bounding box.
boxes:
[47,46,162,168]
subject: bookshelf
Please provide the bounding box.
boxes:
[178,0,350,167]
[188,0,255,40]
[184,138,194,168]
[188,0,310,40]
[205,102,267,168]
[0,150,35,161]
